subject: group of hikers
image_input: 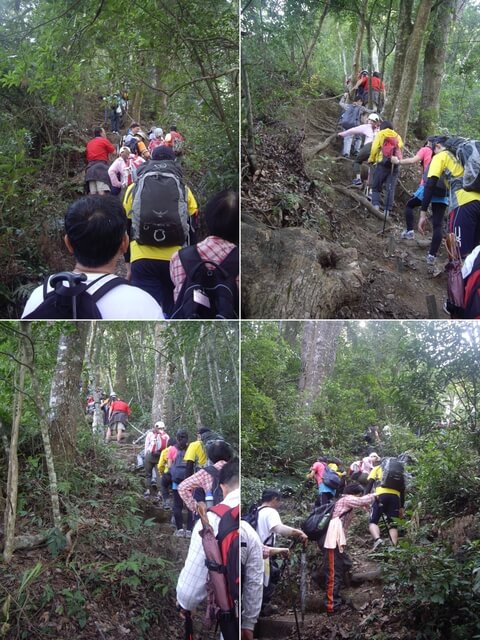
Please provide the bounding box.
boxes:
[338,70,480,317]
[21,118,239,320]
[240,449,408,629]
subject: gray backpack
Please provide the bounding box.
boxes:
[131,160,189,246]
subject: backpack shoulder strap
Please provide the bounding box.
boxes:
[210,503,230,519]
[178,245,203,273]
[85,275,129,304]
[219,246,239,276]
[204,465,220,480]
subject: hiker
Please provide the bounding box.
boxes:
[170,189,239,318]
[338,95,366,157]
[178,439,234,513]
[180,426,217,478]
[255,488,308,615]
[241,519,264,640]
[371,72,386,111]
[419,137,480,259]
[21,196,164,320]
[168,428,193,537]
[157,437,175,509]
[322,483,377,615]
[367,120,404,216]
[176,458,240,640]
[106,393,131,443]
[164,124,184,155]
[108,146,131,196]
[338,113,380,185]
[148,127,165,152]
[143,421,170,498]
[122,145,199,316]
[108,94,122,134]
[308,459,343,506]
[123,122,150,160]
[352,70,369,102]
[365,457,406,549]
[393,136,449,267]
[85,127,115,195]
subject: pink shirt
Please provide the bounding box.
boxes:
[108,157,129,188]
[310,461,326,486]
[338,123,378,145]
[417,146,433,185]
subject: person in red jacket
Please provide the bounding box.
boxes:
[85,127,116,195]
[106,392,132,443]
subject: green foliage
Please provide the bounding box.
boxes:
[241,476,268,511]
[59,589,87,629]
[383,539,480,639]
[46,528,68,558]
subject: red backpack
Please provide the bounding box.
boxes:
[382,135,402,162]
[200,503,238,640]
[463,251,480,318]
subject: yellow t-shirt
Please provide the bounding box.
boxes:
[156,446,170,474]
[367,464,400,497]
[427,150,480,208]
[183,439,207,467]
[123,183,198,262]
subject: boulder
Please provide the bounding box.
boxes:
[242,219,365,318]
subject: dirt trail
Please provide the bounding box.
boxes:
[242,94,450,319]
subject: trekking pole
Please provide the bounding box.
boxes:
[300,545,307,624]
[283,548,302,640]
[379,510,395,545]
[184,610,194,640]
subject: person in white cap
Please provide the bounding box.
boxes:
[143,420,170,497]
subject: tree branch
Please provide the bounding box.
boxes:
[138,67,238,98]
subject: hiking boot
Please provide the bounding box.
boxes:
[174,528,185,537]
[163,499,171,510]
[372,538,384,551]
[184,530,192,538]
[366,190,372,201]
[351,178,362,187]
[143,490,150,498]
[426,254,436,265]
[401,230,414,240]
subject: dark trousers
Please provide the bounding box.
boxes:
[131,258,175,317]
[323,547,348,614]
[372,163,399,212]
[144,452,160,490]
[173,489,193,531]
[353,143,372,177]
[161,472,172,501]
[449,200,480,258]
[405,197,446,256]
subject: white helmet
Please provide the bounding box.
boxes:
[154,420,165,430]
[368,113,380,122]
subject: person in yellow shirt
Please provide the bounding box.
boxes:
[183,427,212,479]
[365,459,405,549]
[123,146,198,316]
[418,137,480,258]
[367,121,404,216]
[157,442,174,508]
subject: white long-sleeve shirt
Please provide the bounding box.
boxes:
[241,521,264,632]
[144,430,169,455]
[338,123,378,145]
[176,487,240,612]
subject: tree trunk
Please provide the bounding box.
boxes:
[393,0,434,141]
[48,324,89,462]
[298,321,344,407]
[297,0,331,77]
[380,0,394,80]
[383,0,414,120]
[151,323,174,426]
[351,0,367,86]
[414,0,455,138]
[242,61,257,175]
[114,336,128,400]
[4,324,31,562]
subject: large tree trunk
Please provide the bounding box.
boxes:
[48,324,89,462]
[3,324,31,562]
[151,323,174,426]
[351,0,367,86]
[414,0,455,138]
[392,0,434,140]
[299,321,344,407]
[383,0,414,120]
[242,61,257,175]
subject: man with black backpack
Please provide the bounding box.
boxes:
[365,456,406,549]
[168,429,193,537]
[170,190,239,319]
[22,196,163,319]
[367,120,404,218]
[176,458,239,640]
[122,145,198,316]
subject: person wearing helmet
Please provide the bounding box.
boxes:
[391,136,448,267]
[353,70,370,103]
[148,127,165,153]
[338,112,381,187]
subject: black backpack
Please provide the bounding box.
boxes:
[301,501,337,541]
[204,465,225,506]
[380,458,405,492]
[170,246,239,319]
[340,104,362,130]
[23,272,127,320]
[130,160,189,246]
[241,505,267,533]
